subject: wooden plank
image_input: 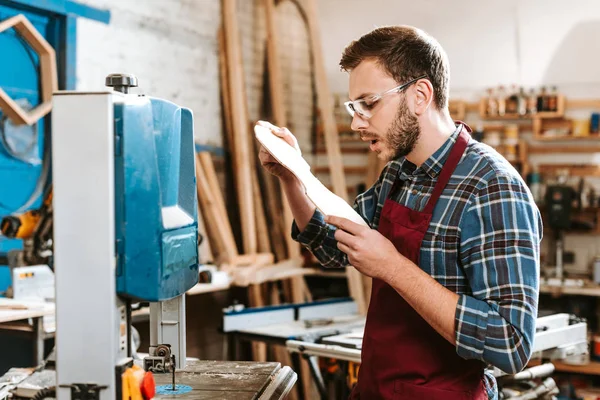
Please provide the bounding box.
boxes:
[303,0,347,200]
[218,27,234,147]
[269,284,300,400]
[301,0,366,316]
[196,201,214,264]
[313,165,367,175]
[256,154,288,261]
[195,153,238,262]
[249,284,268,362]
[248,135,272,254]
[222,0,256,254]
[198,152,234,250]
[263,0,301,260]
[231,257,307,286]
[232,253,274,267]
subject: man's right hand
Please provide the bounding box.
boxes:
[256,120,301,181]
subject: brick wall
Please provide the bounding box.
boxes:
[76,0,315,154]
[75,0,223,147]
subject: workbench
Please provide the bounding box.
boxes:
[0,298,54,366]
[0,360,295,400]
[152,360,295,399]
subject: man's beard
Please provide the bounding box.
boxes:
[385,96,420,161]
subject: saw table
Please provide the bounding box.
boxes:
[151,360,295,400]
[0,360,295,400]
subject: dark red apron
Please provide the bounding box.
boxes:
[351,126,487,399]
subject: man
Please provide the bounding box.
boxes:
[258,25,541,400]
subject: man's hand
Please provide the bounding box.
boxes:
[326,215,406,282]
[256,120,301,181]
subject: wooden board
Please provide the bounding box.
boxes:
[195,153,238,262]
[302,0,347,200]
[222,0,256,254]
[249,284,268,362]
[255,125,367,227]
[263,0,301,260]
[292,0,367,316]
[0,299,53,324]
[196,203,214,264]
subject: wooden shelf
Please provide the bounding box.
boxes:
[480,95,565,120]
[533,134,600,141]
[528,145,600,154]
[538,164,600,177]
[529,359,600,375]
[540,284,600,297]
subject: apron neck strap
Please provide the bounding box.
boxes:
[422,126,470,214]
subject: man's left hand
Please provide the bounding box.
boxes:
[326,215,406,282]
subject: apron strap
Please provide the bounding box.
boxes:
[422,126,470,214]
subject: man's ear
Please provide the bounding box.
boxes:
[413,79,434,115]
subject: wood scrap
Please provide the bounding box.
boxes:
[230,257,307,286]
[195,153,238,263]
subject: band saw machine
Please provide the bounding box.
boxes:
[0,74,296,400]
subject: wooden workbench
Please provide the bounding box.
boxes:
[150,360,296,399]
[0,298,55,366]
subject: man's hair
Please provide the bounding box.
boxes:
[339,25,450,110]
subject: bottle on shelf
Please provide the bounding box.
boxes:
[527,88,537,115]
[497,85,506,116]
[486,88,498,116]
[506,84,519,114]
[528,166,543,204]
[538,86,548,112]
[548,86,558,112]
[518,87,527,116]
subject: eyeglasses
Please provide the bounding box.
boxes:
[344,75,427,119]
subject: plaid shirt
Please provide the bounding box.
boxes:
[293,124,542,399]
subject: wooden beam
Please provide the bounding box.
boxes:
[222,0,256,254]
[196,201,214,264]
[195,153,238,263]
[301,0,366,316]
[264,0,301,260]
[218,28,234,147]
[248,284,267,362]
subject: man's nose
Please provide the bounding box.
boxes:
[350,113,369,131]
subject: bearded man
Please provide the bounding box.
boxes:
[257,25,542,400]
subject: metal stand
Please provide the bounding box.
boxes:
[53,92,129,400]
[149,295,187,370]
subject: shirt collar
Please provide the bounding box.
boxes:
[396,123,463,180]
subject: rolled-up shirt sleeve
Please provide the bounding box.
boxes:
[291,164,388,268]
[455,173,542,374]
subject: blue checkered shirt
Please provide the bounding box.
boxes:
[292,124,542,399]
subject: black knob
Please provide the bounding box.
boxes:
[105,73,138,94]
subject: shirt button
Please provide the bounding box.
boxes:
[431,171,437,178]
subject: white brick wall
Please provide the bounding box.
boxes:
[75,0,314,154]
[75,0,223,147]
